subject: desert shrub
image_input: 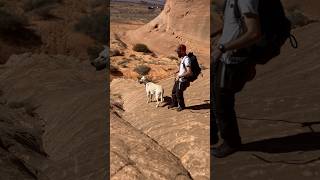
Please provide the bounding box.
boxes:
[133,43,152,53]
[24,0,62,11]
[74,12,109,44]
[0,9,28,34]
[87,45,105,61]
[134,65,151,75]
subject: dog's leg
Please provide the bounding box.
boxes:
[161,90,164,102]
[156,96,159,107]
[147,92,150,103]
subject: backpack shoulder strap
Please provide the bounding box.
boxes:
[222,0,227,13]
[222,0,241,19]
[234,0,241,19]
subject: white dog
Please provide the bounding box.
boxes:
[139,76,164,107]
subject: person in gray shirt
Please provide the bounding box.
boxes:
[211,0,262,158]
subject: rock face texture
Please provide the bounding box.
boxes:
[126,0,210,65]
[0,102,48,180]
[282,0,320,19]
[110,99,193,180]
[0,54,107,179]
[111,69,210,179]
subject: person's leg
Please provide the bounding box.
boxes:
[211,61,220,145]
[169,81,179,108]
[176,81,188,110]
[217,89,241,147]
[213,62,245,158]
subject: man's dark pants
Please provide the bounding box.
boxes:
[212,60,250,147]
[171,80,189,108]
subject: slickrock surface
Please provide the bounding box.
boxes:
[111,69,210,179]
[212,22,320,180]
[0,53,107,179]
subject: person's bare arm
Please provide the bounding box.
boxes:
[176,66,192,81]
[212,14,261,61]
[224,14,261,51]
[179,66,192,78]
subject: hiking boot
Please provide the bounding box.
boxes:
[212,141,241,158]
[168,104,178,109]
[176,107,184,112]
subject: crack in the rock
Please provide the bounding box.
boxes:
[238,117,320,133]
[111,162,135,178]
[111,150,145,179]
[252,153,320,165]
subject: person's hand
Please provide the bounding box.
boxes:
[175,74,180,81]
[212,47,223,63]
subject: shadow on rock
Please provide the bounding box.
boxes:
[186,103,210,110]
[241,132,320,153]
[0,27,42,48]
[160,96,172,107]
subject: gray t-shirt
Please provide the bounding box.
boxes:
[178,56,191,82]
[219,0,259,64]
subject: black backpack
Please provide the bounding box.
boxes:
[228,0,298,64]
[183,52,201,82]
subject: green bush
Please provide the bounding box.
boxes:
[134,65,151,75]
[133,43,152,53]
[74,12,109,44]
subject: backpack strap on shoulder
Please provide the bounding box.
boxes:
[234,0,241,19]
[223,0,241,19]
[222,0,227,13]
